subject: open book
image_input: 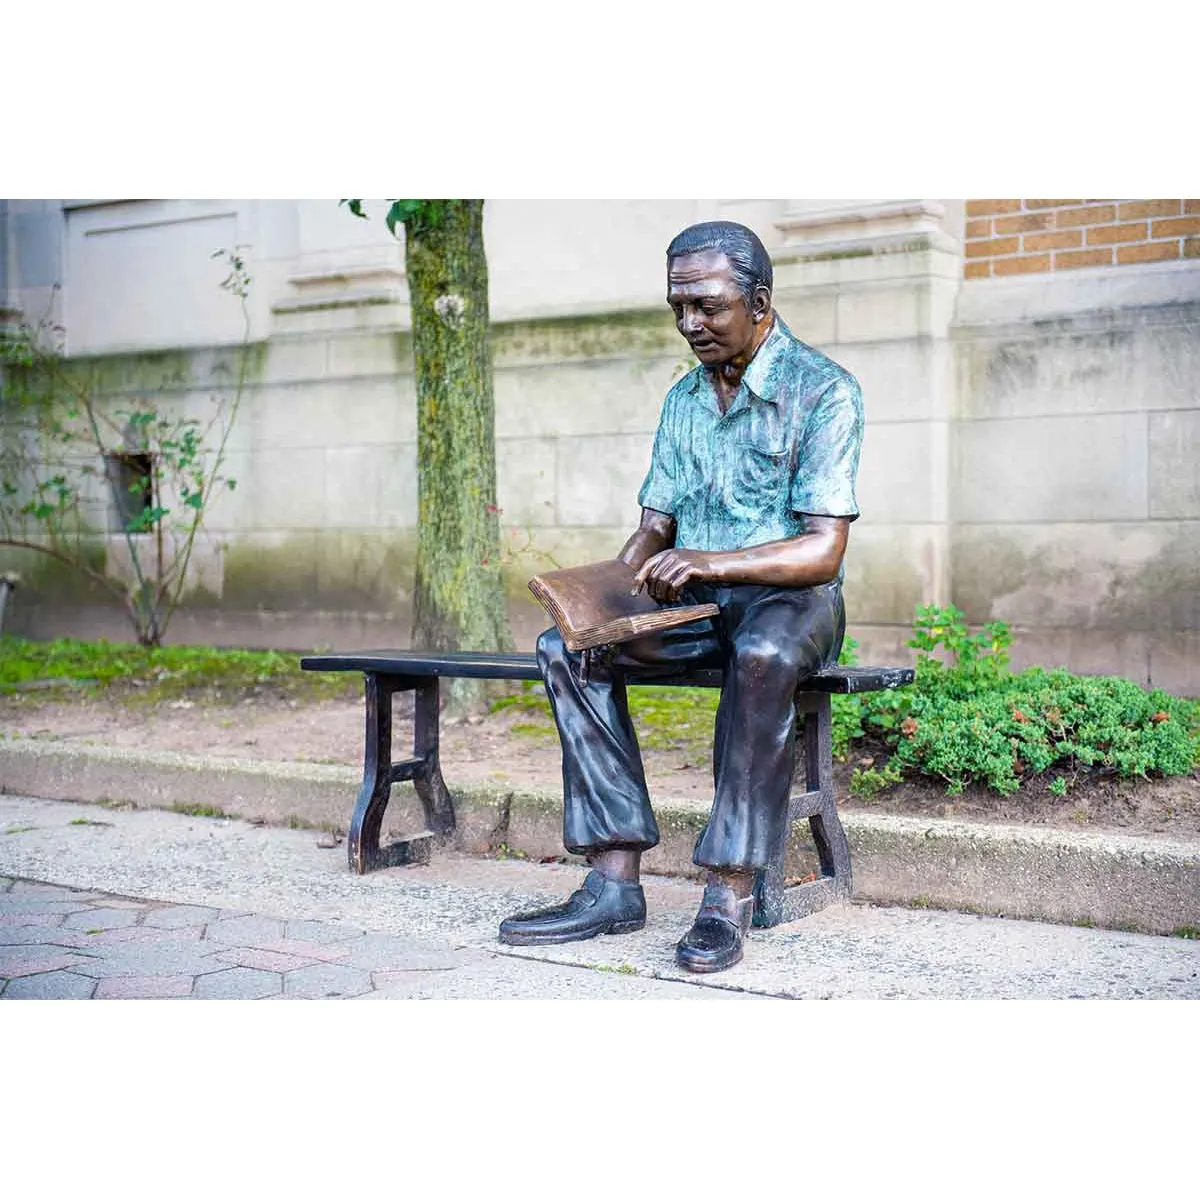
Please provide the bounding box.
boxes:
[528,558,720,653]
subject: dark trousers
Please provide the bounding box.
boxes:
[536,580,845,873]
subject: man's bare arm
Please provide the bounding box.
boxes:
[633,515,850,602]
[617,508,677,572]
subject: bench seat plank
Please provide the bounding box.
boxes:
[300,650,913,694]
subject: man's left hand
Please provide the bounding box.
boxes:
[632,549,716,603]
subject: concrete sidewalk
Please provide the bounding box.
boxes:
[3,735,1198,936]
[2,794,1197,1000]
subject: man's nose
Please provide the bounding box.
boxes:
[680,307,704,336]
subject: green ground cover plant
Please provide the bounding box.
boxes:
[0,635,354,703]
[848,606,1200,796]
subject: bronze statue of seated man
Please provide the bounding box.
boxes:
[499,220,864,973]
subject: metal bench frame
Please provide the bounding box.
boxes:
[300,650,913,928]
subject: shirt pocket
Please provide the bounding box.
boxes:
[725,443,790,520]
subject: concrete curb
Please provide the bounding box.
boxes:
[2,736,1197,937]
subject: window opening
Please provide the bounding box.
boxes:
[106,452,154,532]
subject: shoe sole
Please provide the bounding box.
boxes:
[498,918,646,947]
[675,949,744,974]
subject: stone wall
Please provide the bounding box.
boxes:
[2,199,1198,693]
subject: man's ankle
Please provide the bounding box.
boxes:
[705,868,755,899]
[590,848,641,883]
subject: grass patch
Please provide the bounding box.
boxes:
[168,802,229,819]
[4,825,36,835]
[1172,926,1200,940]
[68,818,112,827]
[0,635,357,704]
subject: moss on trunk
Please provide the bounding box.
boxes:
[403,200,512,710]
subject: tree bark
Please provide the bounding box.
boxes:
[403,200,511,711]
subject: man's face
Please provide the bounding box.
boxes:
[667,250,760,367]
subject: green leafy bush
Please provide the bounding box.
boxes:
[851,606,1200,796]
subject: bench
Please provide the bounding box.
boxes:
[299,650,914,928]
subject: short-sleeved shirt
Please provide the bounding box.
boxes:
[637,315,864,555]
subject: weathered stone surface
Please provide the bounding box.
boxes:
[2,969,96,999]
[954,414,1148,523]
[193,967,281,1000]
[1149,411,1200,519]
[281,962,371,999]
[61,907,141,931]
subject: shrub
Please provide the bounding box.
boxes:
[852,606,1200,796]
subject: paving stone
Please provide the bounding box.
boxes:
[0,911,66,928]
[284,920,364,945]
[215,947,318,973]
[251,938,352,963]
[8,882,93,899]
[142,905,222,929]
[0,900,98,915]
[2,969,97,1000]
[204,915,287,946]
[0,949,94,978]
[0,924,83,947]
[61,907,142,931]
[193,968,282,999]
[94,975,195,1000]
[282,962,372,999]
[58,926,204,949]
[65,944,229,979]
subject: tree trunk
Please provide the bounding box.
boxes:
[404,200,511,712]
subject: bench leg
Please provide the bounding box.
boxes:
[347,674,455,875]
[753,692,853,927]
[412,677,455,837]
[348,673,397,874]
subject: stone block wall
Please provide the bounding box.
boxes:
[3,199,1198,693]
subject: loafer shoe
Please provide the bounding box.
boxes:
[498,869,646,946]
[675,883,754,974]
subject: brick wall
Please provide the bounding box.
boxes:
[963,200,1200,278]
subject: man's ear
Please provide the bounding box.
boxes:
[752,285,772,323]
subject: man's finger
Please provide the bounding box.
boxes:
[633,552,669,594]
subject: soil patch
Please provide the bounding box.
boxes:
[3,687,1197,840]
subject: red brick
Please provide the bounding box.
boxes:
[1186,237,1200,258]
[1054,247,1114,270]
[966,199,1021,217]
[965,236,1020,259]
[1024,199,1083,209]
[1117,241,1182,264]
[1086,222,1149,246]
[1054,205,1117,228]
[994,254,1052,276]
[965,218,992,239]
[1151,217,1200,238]
[1024,230,1082,252]
[1185,200,1200,214]
[964,261,991,279]
[1117,200,1182,220]
[995,212,1054,234]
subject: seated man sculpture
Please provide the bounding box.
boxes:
[499,220,864,973]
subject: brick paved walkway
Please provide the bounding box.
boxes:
[0,875,478,999]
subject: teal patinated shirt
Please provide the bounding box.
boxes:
[637,315,864,554]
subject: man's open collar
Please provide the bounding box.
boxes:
[685,314,791,405]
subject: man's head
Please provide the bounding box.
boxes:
[665,221,773,368]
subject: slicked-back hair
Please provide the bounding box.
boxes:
[666,221,773,309]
